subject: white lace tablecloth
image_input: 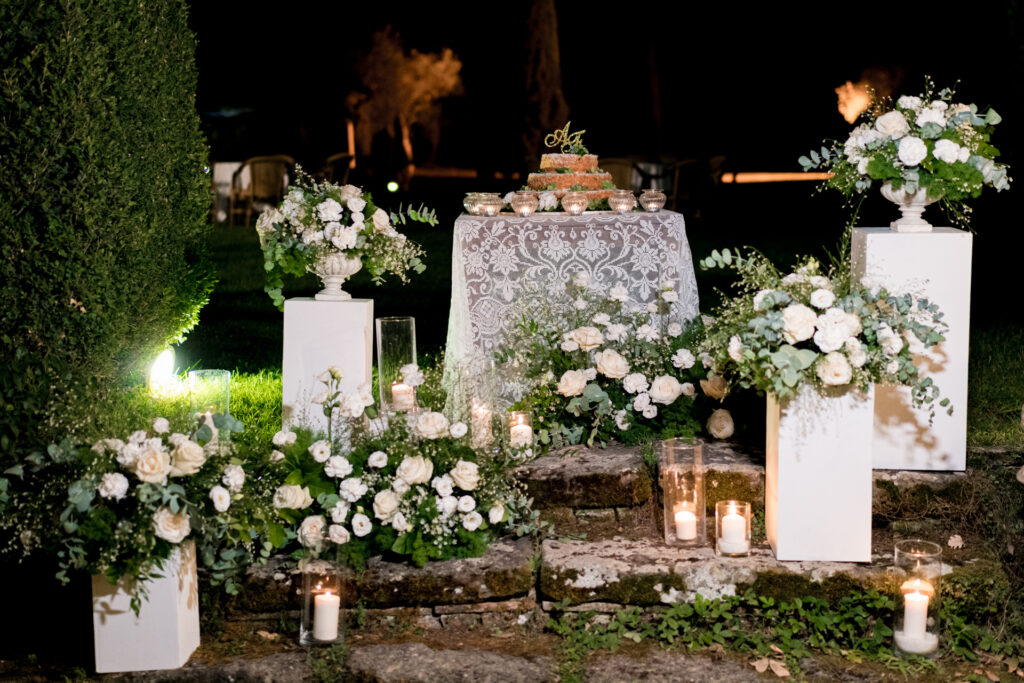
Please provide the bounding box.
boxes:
[443,210,699,384]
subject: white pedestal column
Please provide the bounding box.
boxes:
[283,298,373,433]
[92,542,200,673]
[851,227,972,471]
[766,385,874,562]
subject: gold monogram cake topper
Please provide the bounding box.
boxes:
[544,122,588,154]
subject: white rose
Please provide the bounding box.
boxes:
[373,490,400,521]
[272,430,297,447]
[437,495,458,517]
[152,507,190,544]
[642,404,658,419]
[782,304,817,343]
[210,485,231,513]
[368,451,388,468]
[538,191,558,211]
[457,495,476,513]
[449,460,480,491]
[392,511,411,533]
[336,393,368,418]
[98,472,129,500]
[646,303,659,314]
[700,375,729,401]
[135,443,171,483]
[222,464,245,493]
[392,478,410,495]
[898,136,928,167]
[574,298,588,311]
[636,324,659,342]
[572,326,604,351]
[614,410,630,430]
[809,288,835,309]
[328,524,351,545]
[432,474,454,497]
[572,271,590,287]
[845,338,867,368]
[308,440,331,463]
[916,107,946,128]
[808,275,831,290]
[887,358,901,375]
[701,352,715,369]
[396,456,434,485]
[706,409,735,440]
[299,515,326,549]
[450,422,468,438]
[877,323,904,355]
[330,228,358,251]
[667,323,682,337]
[324,455,354,479]
[400,363,424,387]
[331,501,350,523]
[273,484,314,509]
[592,312,611,326]
[728,336,744,362]
[129,430,148,445]
[605,323,627,341]
[933,139,961,164]
[488,503,505,525]
[813,308,852,353]
[415,412,450,440]
[561,339,580,352]
[270,450,285,463]
[662,289,679,303]
[339,477,369,503]
[351,513,372,537]
[817,352,853,386]
[608,285,629,302]
[681,382,696,397]
[556,369,588,397]
[897,95,922,110]
[633,392,651,411]
[462,511,483,531]
[339,182,361,201]
[622,373,649,394]
[648,375,684,405]
[671,348,696,369]
[347,195,366,213]
[152,417,170,434]
[92,438,125,455]
[372,208,394,234]
[752,289,772,311]
[876,110,910,138]
[583,367,597,381]
[317,198,343,223]
[595,349,630,379]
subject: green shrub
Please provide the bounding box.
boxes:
[0,1,213,462]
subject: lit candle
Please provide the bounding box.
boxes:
[718,504,749,554]
[471,405,493,448]
[895,580,938,654]
[313,590,340,641]
[674,509,697,541]
[509,417,533,449]
[390,382,415,412]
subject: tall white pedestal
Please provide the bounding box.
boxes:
[852,227,972,471]
[283,298,373,433]
[766,386,874,562]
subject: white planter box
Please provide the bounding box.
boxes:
[852,227,972,471]
[283,298,373,434]
[91,541,200,673]
[766,385,874,562]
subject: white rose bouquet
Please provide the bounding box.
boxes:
[799,78,1010,228]
[256,167,436,309]
[495,277,708,450]
[266,371,528,568]
[699,249,949,418]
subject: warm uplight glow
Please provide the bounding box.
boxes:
[836,80,872,123]
[721,172,834,184]
[386,181,399,192]
[149,348,184,398]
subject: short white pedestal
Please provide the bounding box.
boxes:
[283,298,373,433]
[766,385,874,562]
[852,227,972,471]
[92,542,200,673]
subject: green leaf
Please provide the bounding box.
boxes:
[268,522,286,548]
[4,465,24,477]
[284,469,304,486]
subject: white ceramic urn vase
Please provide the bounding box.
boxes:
[312,253,363,301]
[880,182,942,233]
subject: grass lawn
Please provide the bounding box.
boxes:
[176,204,1024,451]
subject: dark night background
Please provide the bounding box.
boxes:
[186,0,1024,350]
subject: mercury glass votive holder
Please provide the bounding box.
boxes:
[659,437,705,547]
[376,316,417,414]
[509,191,540,217]
[893,539,942,657]
[715,500,751,557]
[479,193,503,216]
[639,188,667,212]
[463,192,484,215]
[299,556,344,647]
[608,189,636,213]
[561,191,588,215]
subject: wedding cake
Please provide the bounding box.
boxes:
[526,124,615,202]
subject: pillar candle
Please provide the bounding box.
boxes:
[510,423,533,448]
[471,405,493,448]
[313,591,340,641]
[674,509,697,541]
[718,506,749,554]
[391,383,415,412]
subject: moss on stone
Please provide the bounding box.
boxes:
[704,470,764,513]
[541,566,687,606]
[943,559,1012,625]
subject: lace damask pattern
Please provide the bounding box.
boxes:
[444,211,700,380]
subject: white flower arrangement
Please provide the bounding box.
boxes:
[800,78,1010,227]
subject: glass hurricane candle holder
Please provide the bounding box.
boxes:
[507,411,533,451]
[893,539,942,656]
[376,317,418,414]
[463,192,484,215]
[188,369,231,440]
[715,500,751,557]
[560,191,588,215]
[659,438,705,546]
[479,193,503,216]
[509,191,540,217]
[471,403,495,449]
[639,188,667,212]
[299,557,343,647]
[608,189,636,214]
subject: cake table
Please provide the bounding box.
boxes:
[443,210,699,394]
